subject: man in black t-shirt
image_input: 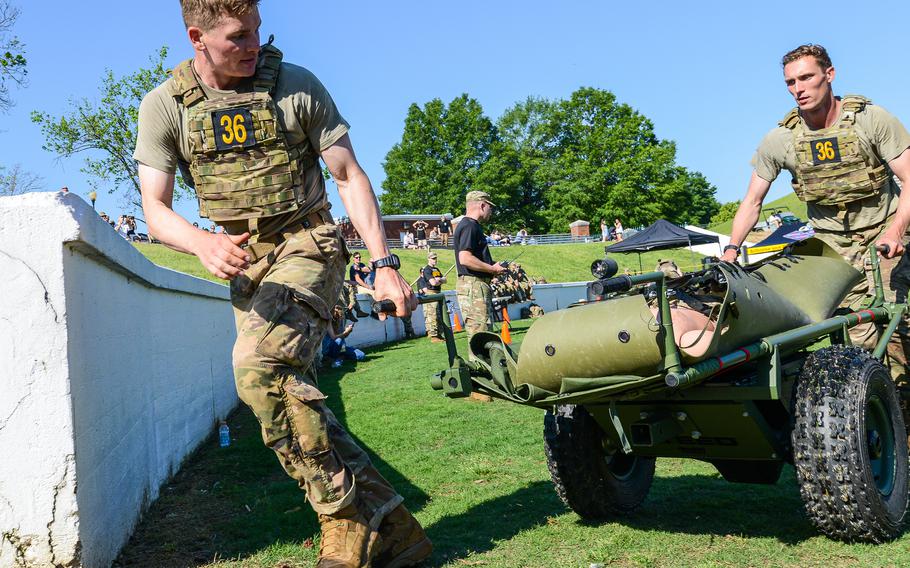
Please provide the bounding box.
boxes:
[454,191,507,339]
[420,252,446,341]
[413,219,429,251]
[437,215,452,248]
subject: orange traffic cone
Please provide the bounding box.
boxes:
[501,306,510,323]
[452,311,463,332]
[500,319,512,345]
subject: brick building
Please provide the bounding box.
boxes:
[337,213,453,243]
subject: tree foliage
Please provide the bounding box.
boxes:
[711,200,741,226]
[380,94,497,216]
[0,2,26,113]
[31,47,185,209]
[0,163,42,196]
[382,87,719,233]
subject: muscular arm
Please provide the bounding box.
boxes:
[878,148,910,257]
[722,172,772,262]
[321,134,416,315]
[139,164,250,279]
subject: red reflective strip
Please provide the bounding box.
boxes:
[739,348,751,362]
[716,357,725,370]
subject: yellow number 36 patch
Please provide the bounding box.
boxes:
[810,137,841,165]
[213,108,257,151]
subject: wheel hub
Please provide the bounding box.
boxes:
[866,395,896,495]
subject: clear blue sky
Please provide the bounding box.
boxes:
[5,0,910,229]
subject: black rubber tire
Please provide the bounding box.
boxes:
[792,345,909,542]
[543,404,655,519]
[711,459,784,484]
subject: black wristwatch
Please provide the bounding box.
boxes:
[372,254,401,270]
[723,244,740,255]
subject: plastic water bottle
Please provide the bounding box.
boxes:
[219,422,230,447]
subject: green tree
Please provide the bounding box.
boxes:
[381,94,497,216]
[31,47,184,208]
[0,2,26,113]
[711,200,741,226]
[542,87,718,231]
[475,97,556,232]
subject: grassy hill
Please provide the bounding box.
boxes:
[709,192,808,236]
[135,240,707,288]
[116,319,910,567]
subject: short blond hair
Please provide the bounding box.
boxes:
[180,0,260,30]
[781,44,832,70]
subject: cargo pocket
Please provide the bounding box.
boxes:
[282,379,352,508]
[282,380,331,467]
[254,283,331,368]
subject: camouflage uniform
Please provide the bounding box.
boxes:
[814,227,910,372]
[230,219,402,523]
[456,275,493,339]
[753,95,910,376]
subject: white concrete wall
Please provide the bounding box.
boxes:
[0,193,236,568]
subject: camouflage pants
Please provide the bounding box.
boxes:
[230,222,402,523]
[423,294,441,338]
[456,275,493,340]
[816,227,910,374]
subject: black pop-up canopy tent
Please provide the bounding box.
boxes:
[606,219,720,271]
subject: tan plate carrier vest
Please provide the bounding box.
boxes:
[780,95,891,207]
[168,38,314,223]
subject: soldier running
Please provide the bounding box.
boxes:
[135,1,431,565]
[722,44,910,379]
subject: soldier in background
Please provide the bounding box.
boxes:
[454,191,506,339]
[420,252,446,342]
[134,1,430,565]
[722,43,910,377]
[437,215,452,248]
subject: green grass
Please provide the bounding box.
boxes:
[115,320,910,567]
[135,241,707,290]
[709,193,809,236]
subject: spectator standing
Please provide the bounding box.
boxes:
[126,216,138,241]
[437,215,452,247]
[420,252,446,342]
[614,218,624,242]
[413,219,429,251]
[115,215,131,240]
[454,191,506,340]
[600,218,608,242]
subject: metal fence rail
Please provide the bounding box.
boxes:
[346,233,613,250]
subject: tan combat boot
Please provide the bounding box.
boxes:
[373,504,433,567]
[316,503,378,567]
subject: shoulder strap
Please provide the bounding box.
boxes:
[253,35,283,94]
[841,94,871,112]
[779,107,801,130]
[839,94,871,126]
[168,59,206,107]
